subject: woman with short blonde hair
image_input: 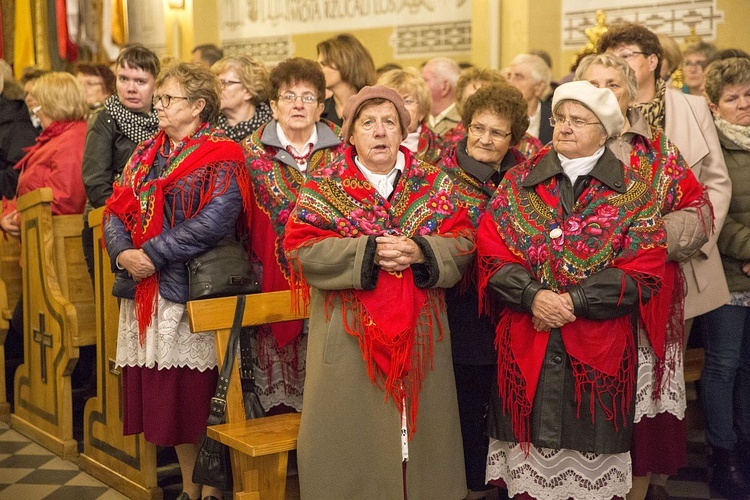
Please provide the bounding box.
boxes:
[211,55,273,142]
[30,72,88,122]
[378,68,443,163]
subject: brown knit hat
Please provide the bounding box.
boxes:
[341,85,411,144]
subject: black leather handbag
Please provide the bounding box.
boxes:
[162,200,260,301]
[192,294,246,490]
[187,237,260,300]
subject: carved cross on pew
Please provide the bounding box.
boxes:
[33,312,52,383]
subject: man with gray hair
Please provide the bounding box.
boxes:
[421,57,461,136]
[507,53,553,144]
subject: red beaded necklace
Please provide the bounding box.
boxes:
[285,143,314,165]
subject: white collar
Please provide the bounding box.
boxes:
[557,146,605,185]
[354,151,406,199]
[402,124,422,153]
[276,123,319,172]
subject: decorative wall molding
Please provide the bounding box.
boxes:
[219,0,470,39]
[221,36,294,63]
[563,0,724,49]
[390,21,472,58]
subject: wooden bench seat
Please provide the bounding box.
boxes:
[10,188,95,459]
[79,207,160,499]
[684,347,705,383]
[0,233,21,419]
[187,291,307,500]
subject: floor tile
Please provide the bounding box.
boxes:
[17,469,81,484]
[0,482,59,499]
[0,467,34,484]
[93,490,130,500]
[0,454,55,469]
[38,456,79,471]
[15,442,55,456]
[40,485,109,500]
[64,472,108,487]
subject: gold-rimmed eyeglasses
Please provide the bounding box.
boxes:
[549,115,601,131]
[468,123,511,141]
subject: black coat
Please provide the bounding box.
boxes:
[0,97,39,199]
[485,150,650,454]
[82,108,139,208]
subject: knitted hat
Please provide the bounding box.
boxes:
[341,85,411,144]
[551,81,625,137]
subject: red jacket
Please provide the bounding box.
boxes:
[10,120,88,215]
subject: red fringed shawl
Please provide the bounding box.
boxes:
[284,145,474,436]
[629,129,711,395]
[105,123,251,344]
[476,148,667,448]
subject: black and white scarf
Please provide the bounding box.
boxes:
[217,101,273,143]
[104,95,159,144]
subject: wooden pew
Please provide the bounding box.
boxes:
[0,231,21,420]
[187,291,307,500]
[10,188,95,459]
[684,347,705,383]
[79,207,161,499]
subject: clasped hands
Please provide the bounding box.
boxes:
[0,210,20,238]
[117,249,156,282]
[531,289,576,331]
[375,234,425,273]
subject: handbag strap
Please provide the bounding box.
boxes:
[207,294,246,426]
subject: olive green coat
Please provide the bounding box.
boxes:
[295,234,473,500]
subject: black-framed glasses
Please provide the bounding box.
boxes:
[616,50,648,60]
[278,92,318,104]
[152,94,189,108]
[219,79,242,89]
[549,115,601,130]
[468,123,511,141]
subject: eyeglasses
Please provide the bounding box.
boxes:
[402,98,418,107]
[468,123,511,141]
[152,94,190,108]
[549,115,601,130]
[278,92,318,104]
[219,79,242,89]
[683,60,707,69]
[616,50,648,60]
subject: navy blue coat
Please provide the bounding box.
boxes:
[103,151,244,304]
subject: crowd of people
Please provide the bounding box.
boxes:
[0,23,748,500]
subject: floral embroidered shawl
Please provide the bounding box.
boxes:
[476,147,667,447]
[284,145,474,436]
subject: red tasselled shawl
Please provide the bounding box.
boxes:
[284,145,474,436]
[628,129,711,396]
[105,123,251,344]
[476,149,667,449]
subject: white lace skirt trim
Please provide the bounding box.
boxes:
[633,345,686,423]
[250,321,307,412]
[485,439,632,500]
[115,295,217,371]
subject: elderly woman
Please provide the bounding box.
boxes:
[76,63,116,110]
[377,67,443,164]
[442,68,543,159]
[103,62,251,500]
[478,81,668,500]
[212,54,273,142]
[316,33,377,126]
[700,57,750,499]
[284,85,474,499]
[241,57,343,413]
[439,84,528,499]
[576,53,711,500]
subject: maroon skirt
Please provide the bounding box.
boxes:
[121,364,218,446]
[631,411,687,476]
